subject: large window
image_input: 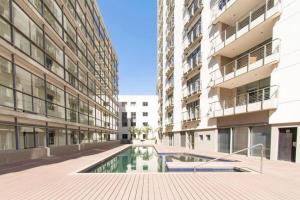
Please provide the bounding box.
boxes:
[0,57,14,108]
[66,92,78,122]
[0,0,9,19]
[0,125,16,150]
[15,66,45,114]
[0,17,11,41]
[122,112,127,127]
[232,127,248,155]
[218,128,230,153]
[46,83,65,119]
[131,112,136,127]
[251,126,271,158]
[48,128,66,146]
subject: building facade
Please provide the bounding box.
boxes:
[118,95,158,140]
[0,0,118,155]
[157,0,300,163]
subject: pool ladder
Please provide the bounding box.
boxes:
[193,144,265,173]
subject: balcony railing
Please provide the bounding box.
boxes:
[210,39,280,86]
[183,80,201,98]
[209,85,279,118]
[165,79,174,92]
[184,0,203,27]
[184,52,202,75]
[182,106,200,121]
[165,98,174,109]
[166,117,174,126]
[210,0,281,55]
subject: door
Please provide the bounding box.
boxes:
[187,132,194,149]
[180,132,186,147]
[278,128,297,162]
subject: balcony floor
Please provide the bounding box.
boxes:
[1,145,300,200]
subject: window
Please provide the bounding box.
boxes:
[0,0,10,19]
[0,57,14,108]
[122,112,127,127]
[143,102,148,106]
[46,82,65,119]
[206,135,211,141]
[79,99,89,125]
[121,102,127,107]
[130,102,136,106]
[199,135,203,141]
[131,112,136,127]
[0,18,11,41]
[143,122,148,126]
[66,92,78,122]
[143,112,148,117]
[0,124,16,150]
[48,128,66,146]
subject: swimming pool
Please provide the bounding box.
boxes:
[81,146,242,173]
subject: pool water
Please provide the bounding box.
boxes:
[82,146,242,173]
[83,146,164,173]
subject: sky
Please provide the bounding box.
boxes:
[97,0,157,95]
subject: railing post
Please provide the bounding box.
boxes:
[262,88,265,110]
[260,144,264,174]
[263,44,266,66]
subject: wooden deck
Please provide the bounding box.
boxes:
[1,144,300,200]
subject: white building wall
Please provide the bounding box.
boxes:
[118,95,158,140]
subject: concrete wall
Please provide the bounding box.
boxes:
[194,129,218,152]
[0,141,121,166]
[0,148,48,166]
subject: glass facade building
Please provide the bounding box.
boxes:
[0,0,118,151]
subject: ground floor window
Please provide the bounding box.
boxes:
[250,126,271,159]
[48,128,66,146]
[0,124,16,150]
[218,128,230,153]
[122,134,128,139]
[232,127,248,155]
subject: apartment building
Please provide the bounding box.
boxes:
[0,0,118,162]
[118,95,158,140]
[157,0,300,163]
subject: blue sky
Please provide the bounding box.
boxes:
[97,0,157,95]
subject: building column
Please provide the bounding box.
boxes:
[229,128,233,154]
[296,126,300,163]
[247,127,251,156]
[270,126,279,161]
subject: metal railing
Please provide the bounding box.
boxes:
[210,85,279,116]
[193,144,265,173]
[183,80,201,97]
[182,105,200,121]
[211,0,281,51]
[210,39,280,85]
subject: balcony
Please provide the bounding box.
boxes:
[165,65,174,78]
[210,39,280,88]
[209,85,279,118]
[165,98,174,112]
[165,117,174,132]
[184,26,202,55]
[182,80,201,103]
[166,47,174,61]
[184,0,203,31]
[211,0,270,24]
[182,106,200,129]
[183,53,202,80]
[210,0,281,57]
[166,80,174,95]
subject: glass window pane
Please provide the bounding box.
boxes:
[0,57,13,87]
[13,3,30,37]
[35,127,46,147]
[32,75,45,99]
[45,36,63,65]
[30,21,43,48]
[0,85,14,108]
[67,129,78,145]
[29,0,42,14]
[232,127,248,155]
[31,44,44,65]
[14,31,30,55]
[0,17,11,41]
[251,126,271,158]
[19,126,35,149]
[0,0,10,19]
[48,128,66,146]
[218,128,230,153]
[0,125,16,150]
[16,66,32,94]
